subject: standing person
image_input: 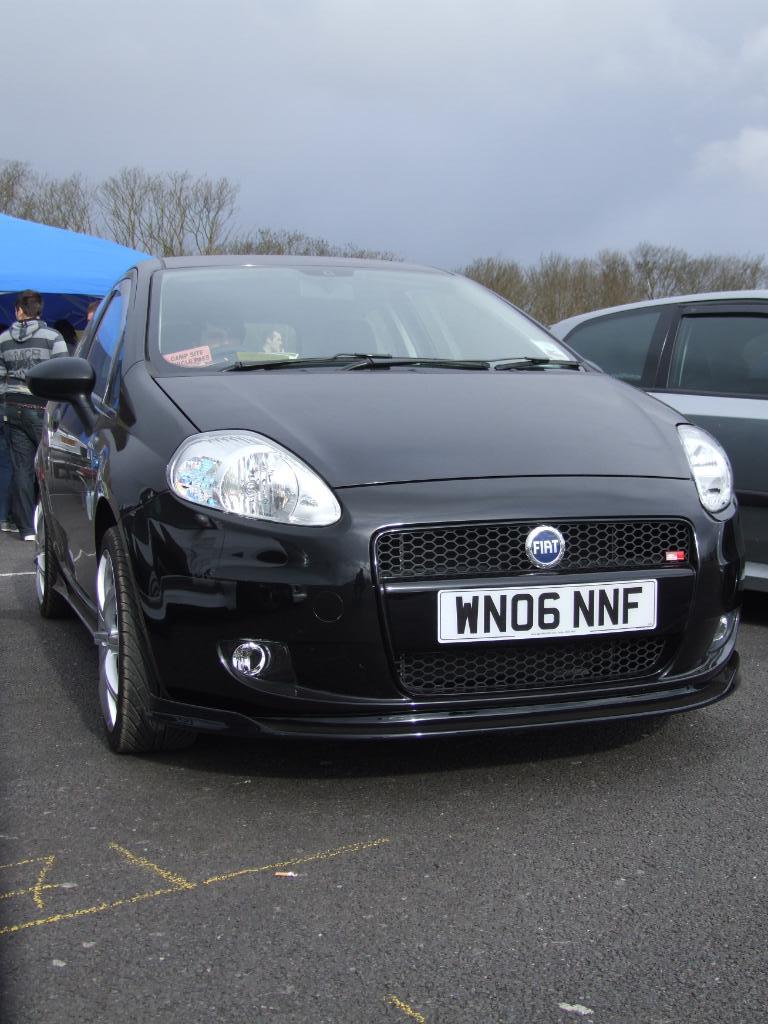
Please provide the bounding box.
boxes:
[0,419,13,531]
[0,324,14,532]
[0,291,67,541]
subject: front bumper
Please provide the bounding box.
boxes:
[122,474,743,739]
[147,649,740,739]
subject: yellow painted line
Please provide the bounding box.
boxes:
[108,843,196,890]
[203,837,390,885]
[0,856,51,871]
[0,884,64,902]
[0,837,390,938]
[0,888,180,937]
[32,855,56,911]
[0,856,63,908]
[386,994,427,1022]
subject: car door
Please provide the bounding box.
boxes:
[649,301,768,580]
[46,280,131,606]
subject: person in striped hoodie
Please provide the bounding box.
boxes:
[0,290,67,541]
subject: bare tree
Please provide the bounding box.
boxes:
[669,252,766,294]
[594,249,640,308]
[34,173,94,234]
[524,253,597,324]
[0,160,93,232]
[631,243,691,299]
[188,176,239,254]
[97,167,239,255]
[461,257,530,309]
[146,170,191,256]
[0,159,38,219]
[629,243,766,299]
[96,167,155,250]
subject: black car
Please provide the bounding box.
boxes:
[28,257,742,754]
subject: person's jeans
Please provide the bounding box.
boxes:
[0,419,12,523]
[5,404,44,537]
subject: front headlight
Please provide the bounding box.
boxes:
[168,431,342,526]
[678,424,733,514]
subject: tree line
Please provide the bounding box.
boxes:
[462,248,767,324]
[0,160,396,262]
[2,159,765,323]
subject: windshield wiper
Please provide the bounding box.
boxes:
[342,354,491,371]
[223,354,364,371]
[491,357,582,371]
[224,353,492,372]
[224,353,580,373]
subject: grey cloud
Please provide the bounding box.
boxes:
[7,0,768,266]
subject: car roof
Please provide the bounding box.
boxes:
[132,254,448,276]
[550,289,768,336]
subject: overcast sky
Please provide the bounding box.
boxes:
[8,0,768,268]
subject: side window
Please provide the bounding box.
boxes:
[565,310,662,385]
[668,315,768,396]
[103,340,125,409]
[86,282,130,404]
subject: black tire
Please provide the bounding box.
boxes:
[34,501,70,619]
[96,526,195,754]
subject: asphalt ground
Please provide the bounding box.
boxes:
[1,528,767,1024]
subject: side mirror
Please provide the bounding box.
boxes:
[27,357,97,431]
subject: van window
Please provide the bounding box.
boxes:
[668,315,768,396]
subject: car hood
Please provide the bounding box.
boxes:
[155,370,691,488]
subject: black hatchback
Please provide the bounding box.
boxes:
[28,257,742,754]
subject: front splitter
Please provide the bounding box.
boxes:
[149,652,740,742]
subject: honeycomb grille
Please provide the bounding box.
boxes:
[375,519,692,581]
[397,636,668,698]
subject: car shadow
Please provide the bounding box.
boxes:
[153,713,673,781]
[740,589,768,624]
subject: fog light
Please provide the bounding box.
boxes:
[709,610,739,652]
[232,641,269,678]
[220,638,295,685]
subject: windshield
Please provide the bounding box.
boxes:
[151,265,573,372]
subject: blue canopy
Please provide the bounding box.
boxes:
[0,213,148,330]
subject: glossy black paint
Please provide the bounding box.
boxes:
[27,356,96,398]
[29,256,743,741]
[27,357,98,432]
[155,370,693,486]
[120,475,740,719]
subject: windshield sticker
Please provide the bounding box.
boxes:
[533,340,571,360]
[164,345,214,367]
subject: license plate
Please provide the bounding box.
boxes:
[438,580,657,643]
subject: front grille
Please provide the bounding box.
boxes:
[375,519,692,581]
[398,636,668,698]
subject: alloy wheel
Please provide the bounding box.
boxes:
[96,550,120,729]
[33,502,45,606]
